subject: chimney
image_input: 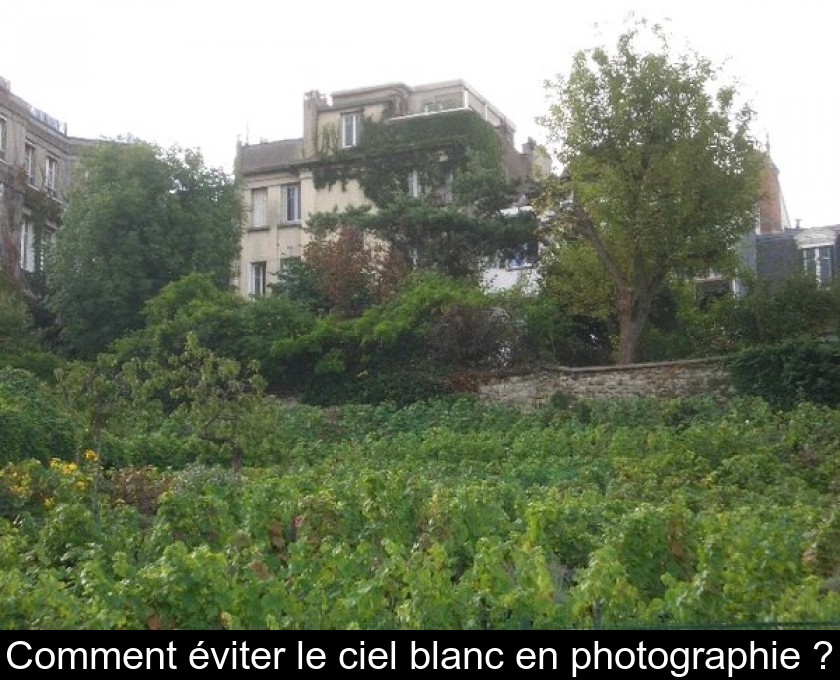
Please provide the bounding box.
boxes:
[757,154,783,235]
[303,90,327,158]
[521,137,537,157]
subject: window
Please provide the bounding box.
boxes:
[45,156,58,195]
[506,242,539,270]
[251,187,267,228]
[407,169,422,198]
[423,97,459,113]
[20,219,35,272]
[341,112,361,148]
[802,245,835,286]
[0,118,7,161]
[284,183,301,223]
[249,261,267,297]
[407,169,453,203]
[441,171,454,204]
[24,143,35,184]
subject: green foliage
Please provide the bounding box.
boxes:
[114,273,246,361]
[108,274,316,393]
[0,276,32,353]
[600,272,840,364]
[0,275,64,379]
[272,257,333,313]
[2,395,840,628]
[352,272,492,350]
[729,340,840,409]
[268,272,522,404]
[0,368,75,464]
[302,369,453,407]
[309,109,537,282]
[514,290,613,365]
[538,240,616,323]
[538,19,763,362]
[46,142,242,357]
[56,334,266,469]
[0,349,64,382]
[709,275,840,350]
[237,294,318,388]
[313,109,504,206]
[310,195,537,282]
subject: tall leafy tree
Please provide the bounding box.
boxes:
[537,21,763,363]
[47,142,241,356]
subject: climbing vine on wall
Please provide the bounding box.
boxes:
[317,123,340,156]
[24,184,63,294]
[312,109,504,207]
[0,165,62,292]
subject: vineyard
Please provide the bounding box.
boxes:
[2,395,840,629]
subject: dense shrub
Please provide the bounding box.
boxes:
[0,368,76,463]
[714,275,840,348]
[302,367,454,407]
[0,350,64,381]
[0,287,31,349]
[516,292,613,366]
[270,273,524,404]
[729,340,840,409]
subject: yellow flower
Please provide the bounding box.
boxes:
[84,450,98,463]
[44,497,55,510]
[49,459,78,475]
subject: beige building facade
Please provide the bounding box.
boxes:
[0,76,95,285]
[235,80,548,297]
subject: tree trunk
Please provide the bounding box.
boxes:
[231,445,243,475]
[616,286,654,365]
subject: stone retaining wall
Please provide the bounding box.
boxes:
[478,357,732,411]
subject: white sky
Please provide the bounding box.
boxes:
[2,0,837,226]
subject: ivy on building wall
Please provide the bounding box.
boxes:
[25,185,62,270]
[0,165,62,292]
[316,123,340,156]
[312,109,504,207]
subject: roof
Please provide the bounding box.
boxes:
[791,224,840,248]
[331,82,410,99]
[237,138,303,174]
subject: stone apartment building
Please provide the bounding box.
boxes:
[0,76,95,286]
[234,80,549,297]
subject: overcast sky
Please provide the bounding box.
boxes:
[2,0,837,226]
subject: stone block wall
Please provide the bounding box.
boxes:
[478,357,733,411]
